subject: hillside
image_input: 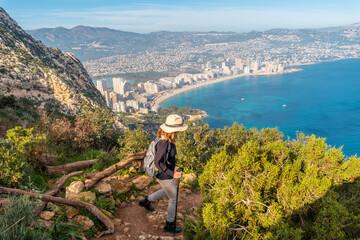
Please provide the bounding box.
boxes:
[0,8,106,114]
[27,23,360,77]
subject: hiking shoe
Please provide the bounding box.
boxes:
[138,197,155,212]
[164,221,182,233]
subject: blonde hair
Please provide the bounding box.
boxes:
[157,128,176,143]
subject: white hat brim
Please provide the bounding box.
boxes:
[160,123,188,133]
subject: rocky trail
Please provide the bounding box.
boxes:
[96,182,202,240]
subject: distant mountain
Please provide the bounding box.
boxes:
[0,8,106,114]
[27,22,360,63]
[28,26,151,61]
[27,26,242,61]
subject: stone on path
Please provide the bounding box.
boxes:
[94,181,112,194]
[39,210,55,221]
[70,215,94,230]
[66,206,79,219]
[132,175,153,190]
[66,181,84,196]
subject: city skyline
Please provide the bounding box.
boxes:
[1,0,360,33]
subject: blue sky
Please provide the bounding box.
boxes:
[1,0,360,33]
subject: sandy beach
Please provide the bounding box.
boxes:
[153,68,301,106]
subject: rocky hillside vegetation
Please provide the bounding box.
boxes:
[0,7,105,114]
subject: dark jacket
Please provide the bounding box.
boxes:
[151,137,176,180]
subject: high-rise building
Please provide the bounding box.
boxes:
[144,81,161,93]
[113,101,126,112]
[137,83,145,93]
[112,93,119,106]
[96,79,107,92]
[256,56,263,67]
[235,58,244,70]
[251,61,259,72]
[206,61,212,69]
[103,91,111,109]
[113,78,131,95]
[244,66,250,74]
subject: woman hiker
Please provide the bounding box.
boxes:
[138,114,188,233]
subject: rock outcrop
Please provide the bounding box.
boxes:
[0,7,106,114]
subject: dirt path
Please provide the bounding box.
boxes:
[96,183,202,240]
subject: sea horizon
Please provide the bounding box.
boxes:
[161,58,360,157]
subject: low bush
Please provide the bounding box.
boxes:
[6,126,52,167]
[0,145,30,187]
[45,105,120,152]
[0,196,51,240]
[189,129,360,239]
[118,125,149,154]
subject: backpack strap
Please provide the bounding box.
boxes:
[164,141,172,165]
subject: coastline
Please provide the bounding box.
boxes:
[154,68,301,106]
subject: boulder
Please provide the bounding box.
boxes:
[66,206,79,219]
[37,219,54,229]
[104,174,130,183]
[94,182,112,194]
[102,174,132,194]
[132,175,153,190]
[65,181,84,198]
[183,173,197,183]
[78,191,96,203]
[70,215,94,230]
[39,211,55,221]
[108,181,132,194]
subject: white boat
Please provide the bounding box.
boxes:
[283,104,287,107]
[241,98,245,101]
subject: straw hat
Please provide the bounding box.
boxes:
[160,114,188,133]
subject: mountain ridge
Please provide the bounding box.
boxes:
[26,21,360,63]
[0,7,106,114]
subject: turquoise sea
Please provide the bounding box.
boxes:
[161,58,360,157]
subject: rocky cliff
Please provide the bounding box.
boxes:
[0,7,105,114]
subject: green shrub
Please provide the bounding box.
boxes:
[193,130,360,240]
[118,125,149,154]
[0,146,30,187]
[176,120,222,174]
[6,126,51,167]
[0,196,51,240]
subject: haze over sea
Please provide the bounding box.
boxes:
[161,58,360,157]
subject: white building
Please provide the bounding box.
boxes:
[113,101,126,112]
[244,66,250,74]
[96,79,107,92]
[113,77,131,95]
[235,58,244,70]
[159,77,175,88]
[144,81,161,94]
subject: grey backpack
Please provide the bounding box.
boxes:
[144,137,162,177]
